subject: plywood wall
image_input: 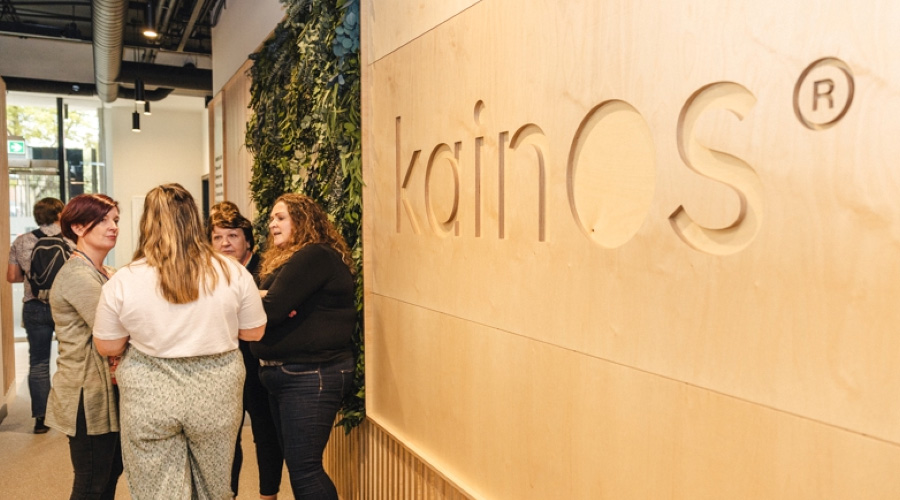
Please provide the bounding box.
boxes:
[209,60,255,217]
[222,60,255,215]
[361,0,900,498]
[0,77,14,408]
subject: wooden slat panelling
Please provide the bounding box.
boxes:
[324,419,473,499]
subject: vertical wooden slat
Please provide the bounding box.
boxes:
[221,59,255,215]
[324,419,474,500]
[0,77,13,408]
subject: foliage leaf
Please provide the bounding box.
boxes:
[246,0,364,433]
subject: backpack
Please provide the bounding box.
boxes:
[26,229,72,302]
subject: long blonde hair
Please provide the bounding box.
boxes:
[133,183,231,304]
[259,193,355,279]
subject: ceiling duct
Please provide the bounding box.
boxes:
[92,0,127,103]
[3,77,175,102]
[116,86,175,102]
[2,77,97,97]
[117,62,212,92]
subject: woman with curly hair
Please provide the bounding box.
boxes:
[251,193,356,499]
[92,184,267,499]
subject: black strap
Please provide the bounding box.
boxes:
[31,228,46,239]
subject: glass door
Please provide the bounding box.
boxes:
[6,92,104,339]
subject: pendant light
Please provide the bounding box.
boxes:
[135,79,146,104]
[143,1,158,38]
[132,103,141,132]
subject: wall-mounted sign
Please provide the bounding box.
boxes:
[212,99,225,204]
[7,139,25,155]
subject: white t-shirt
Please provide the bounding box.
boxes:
[93,257,266,358]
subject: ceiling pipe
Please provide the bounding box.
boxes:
[177,0,207,52]
[158,0,178,37]
[91,0,128,103]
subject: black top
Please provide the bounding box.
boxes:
[238,252,261,362]
[250,244,355,364]
[245,252,261,284]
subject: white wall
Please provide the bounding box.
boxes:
[211,0,285,95]
[104,101,208,266]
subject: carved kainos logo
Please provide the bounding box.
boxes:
[395,58,854,256]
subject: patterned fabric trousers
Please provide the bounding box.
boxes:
[117,347,244,500]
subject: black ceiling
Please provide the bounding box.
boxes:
[0,0,219,56]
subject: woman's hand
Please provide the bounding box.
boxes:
[108,356,121,383]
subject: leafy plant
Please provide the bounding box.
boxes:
[246,0,364,432]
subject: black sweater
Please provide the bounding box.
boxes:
[250,244,355,364]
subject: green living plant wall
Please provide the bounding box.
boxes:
[246,0,363,432]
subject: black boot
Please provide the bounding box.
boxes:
[34,417,49,434]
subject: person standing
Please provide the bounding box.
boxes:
[252,193,356,500]
[46,194,124,499]
[6,197,66,434]
[93,184,267,499]
[208,203,284,500]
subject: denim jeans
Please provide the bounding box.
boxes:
[259,356,354,500]
[23,300,54,418]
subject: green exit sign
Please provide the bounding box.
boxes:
[7,140,25,155]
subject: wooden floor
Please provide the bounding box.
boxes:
[0,340,294,499]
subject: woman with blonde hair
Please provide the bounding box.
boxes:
[93,183,267,499]
[252,193,356,499]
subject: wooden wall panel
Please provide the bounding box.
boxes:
[368,0,478,62]
[209,60,255,216]
[368,296,900,499]
[324,419,473,500]
[222,60,254,216]
[0,77,13,405]
[362,0,900,497]
[208,93,225,205]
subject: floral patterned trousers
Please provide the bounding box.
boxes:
[117,347,244,500]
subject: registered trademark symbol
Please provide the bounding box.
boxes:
[793,57,854,130]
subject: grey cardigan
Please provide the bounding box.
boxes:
[45,257,118,436]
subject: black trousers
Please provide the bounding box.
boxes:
[232,340,284,496]
[68,391,123,500]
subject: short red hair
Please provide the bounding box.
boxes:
[60,194,119,243]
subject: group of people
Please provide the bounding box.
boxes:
[7,185,357,499]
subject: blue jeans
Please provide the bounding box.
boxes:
[259,357,354,500]
[23,300,54,418]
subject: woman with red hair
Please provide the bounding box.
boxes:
[45,193,123,499]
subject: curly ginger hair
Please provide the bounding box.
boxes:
[259,193,355,279]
